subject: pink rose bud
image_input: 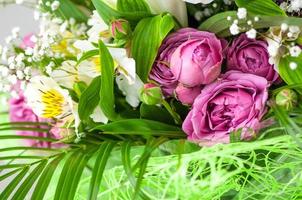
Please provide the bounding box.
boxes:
[175,84,201,105]
[140,83,163,105]
[183,71,269,146]
[110,19,131,40]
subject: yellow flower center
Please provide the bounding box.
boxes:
[91,57,101,73]
[51,32,78,56]
[41,89,65,118]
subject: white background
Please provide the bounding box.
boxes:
[0,4,38,46]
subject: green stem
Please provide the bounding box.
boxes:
[162,100,182,125]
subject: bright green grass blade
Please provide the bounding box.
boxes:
[11,160,48,200]
[54,150,81,200]
[0,168,22,182]
[0,156,44,160]
[0,146,62,153]
[0,164,26,170]
[0,166,30,199]
[55,149,94,200]
[31,154,65,200]
[0,135,57,142]
[66,153,92,200]
[134,155,150,200]
[88,141,116,200]
[0,127,50,132]
[0,121,50,126]
[132,137,168,171]
[121,141,150,199]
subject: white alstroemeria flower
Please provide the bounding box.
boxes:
[74,40,136,84]
[24,76,74,120]
[103,0,188,26]
[90,107,108,124]
[183,0,214,4]
[116,74,144,108]
[50,60,91,89]
[109,48,136,84]
[87,10,109,43]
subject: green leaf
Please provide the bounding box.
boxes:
[121,141,150,199]
[99,40,119,121]
[78,76,102,122]
[0,135,56,142]
[54,150,92,200]
[88,141,116,200]
[0,164,26,170]
[77,49,99,65]
[0,167,30,200]
[92,119,185,138]
[0,156,43,161]
[31,154,65,200]
[0,168,22,182]
[41,0,88,22]
[140,103,174,125]
[73,81,88,97]
[0,121,50,127]
[0,146,62,153]
[117,0,151,13]
[272,105,302,147]
[199,11,236,36]
[131,14,175,82]
[235,0,286,16]
[92,0,152,25]
[0,127,49,132]
[279,54,302,94]
[11,160,48,200]
[132,137,167,170]
[199,12,302,37]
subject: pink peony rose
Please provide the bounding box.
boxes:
[182,71,269,146]
[227,34,279,82]
[150,28,226,97]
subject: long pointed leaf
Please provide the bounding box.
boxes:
[0,164,26,170]
[99,40,119,121]
[0,156,43,161]
[55,149,94,200]
[78,76,102,122]
[0,166,30,199]
[31,154,65,200]
[88,141,116,200]
[92,0,152,25]
[54,150,82,200]
[0,146,62,153]
[131,14,175,82]
[11,160,48,200]
[121,141,150,199]
[0,168,22,182]
[93,119,185,138]
[0,135,57,142]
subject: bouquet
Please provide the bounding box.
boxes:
[0,0,302,199]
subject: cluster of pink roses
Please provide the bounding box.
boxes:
[151,28,279,145]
